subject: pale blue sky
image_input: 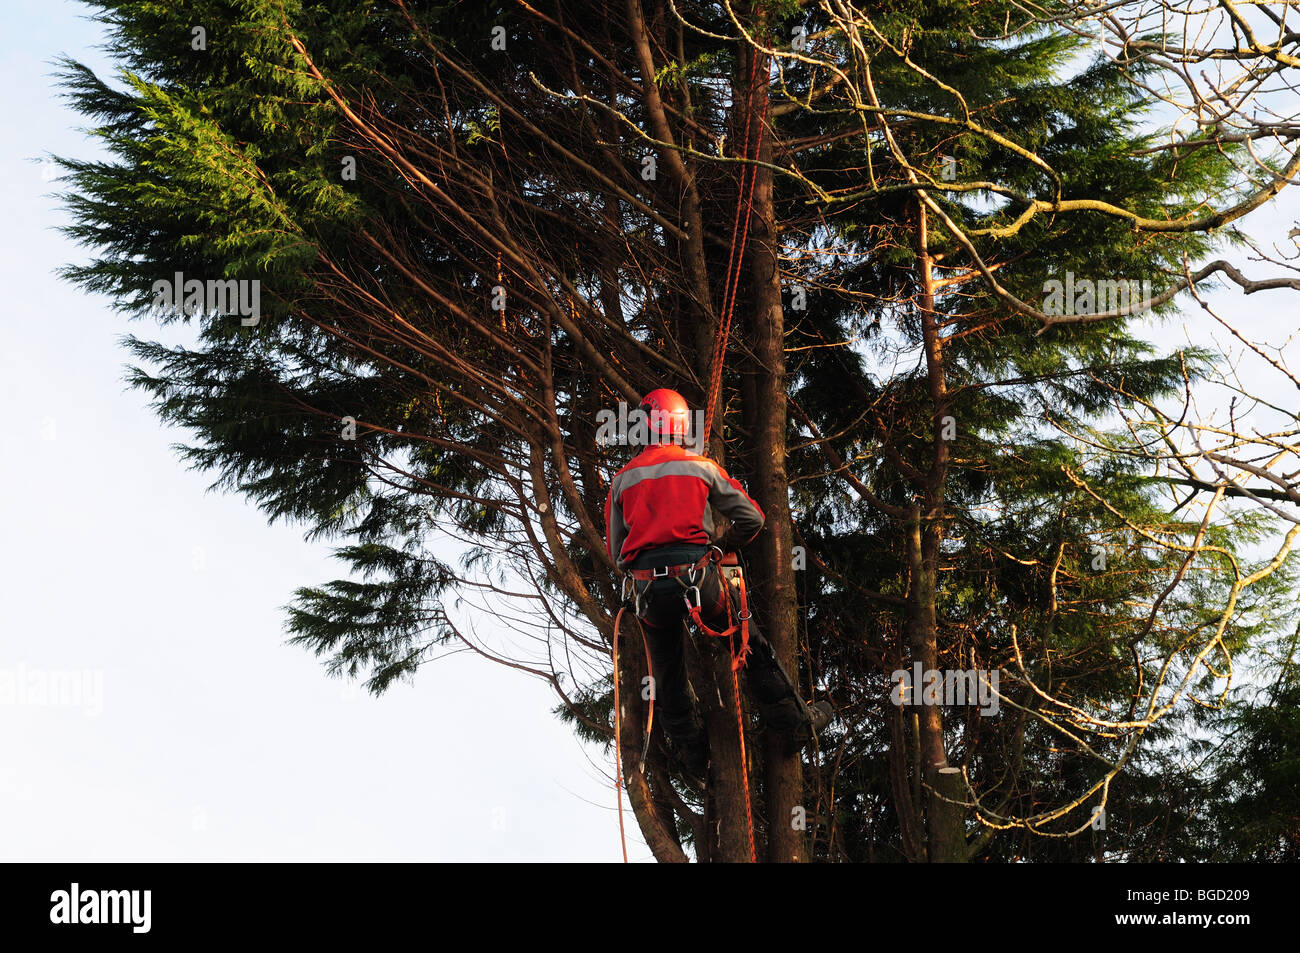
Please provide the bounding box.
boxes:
[0,1,631,861]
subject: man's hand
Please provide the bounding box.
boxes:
[713,528,748,552]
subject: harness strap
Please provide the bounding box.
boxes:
[687,577,751,670]
[624,550,715,581]
[623,549,751,669]
[681,554,751,672]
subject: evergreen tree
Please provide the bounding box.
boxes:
[56,0,1299,860]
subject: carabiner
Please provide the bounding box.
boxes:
[682,585,702,612]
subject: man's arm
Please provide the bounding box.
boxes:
[605,477,628,568]
[706,463,765,551]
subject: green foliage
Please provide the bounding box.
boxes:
[55,0,1296,861]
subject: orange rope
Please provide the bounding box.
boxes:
[613,607,629,863]
[731,630,757,863]
[639,621,655,771]
[726,569,758,862]
[694,46,767,859]
[496,253,505,331]
[703,47,770,446]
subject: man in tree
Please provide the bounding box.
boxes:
[605,388,830,783]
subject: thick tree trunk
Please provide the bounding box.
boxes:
[911,202,967,862]
[743,46,806,864]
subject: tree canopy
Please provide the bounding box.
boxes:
[58,0,1300,861]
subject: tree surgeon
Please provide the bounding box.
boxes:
[605,388,832,783]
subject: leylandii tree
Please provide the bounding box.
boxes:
[57,0,1300,860]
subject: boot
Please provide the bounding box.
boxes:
[808,699,833,733]
[762,697,834,758]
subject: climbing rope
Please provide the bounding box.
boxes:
[611,605,655,863]
[703,47,770,446]
[613,607,629,863]
[730,631,757,862]
[699,45,769,864]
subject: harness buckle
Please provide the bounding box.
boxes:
[652,565,669,578]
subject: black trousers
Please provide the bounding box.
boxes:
[630,553,807,754]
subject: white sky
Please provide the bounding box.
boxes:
[0,1,631,862]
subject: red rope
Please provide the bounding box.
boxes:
[613,607,629,863]
[639,621,655,770]
[731,630,757,863]
[703,47,770,447]
[700,47,769,863]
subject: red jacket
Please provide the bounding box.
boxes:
[605,443,765,570]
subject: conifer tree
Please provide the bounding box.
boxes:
[56,0,1300,860]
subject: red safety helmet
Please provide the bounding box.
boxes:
[639,388,691,438]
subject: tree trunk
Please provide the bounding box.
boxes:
[742,43,805,863]
[621,0,757,861]
[686,626,753,861]
[911,201,967,862]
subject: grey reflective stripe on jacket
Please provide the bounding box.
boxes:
[606,489,629,569]
[607,456,764,569]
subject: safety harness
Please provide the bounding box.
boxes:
[622,546,752,670]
